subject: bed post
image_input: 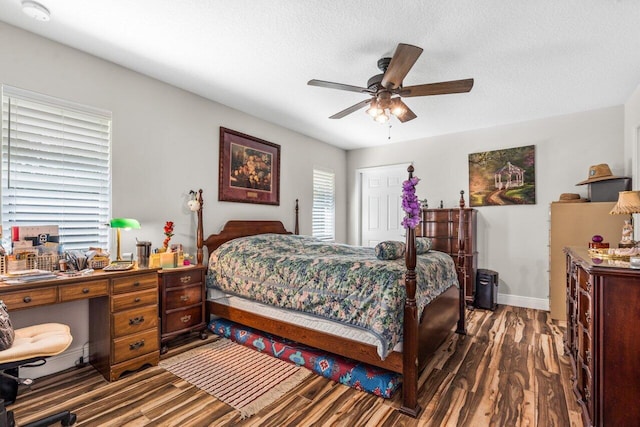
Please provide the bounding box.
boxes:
[400,165,421,417]
[456,190,467,335]
[294,199,299,235]
[196,189,204,266]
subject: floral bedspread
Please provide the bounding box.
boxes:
[206,234,458,359]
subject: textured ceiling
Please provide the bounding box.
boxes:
[1,0,640,150]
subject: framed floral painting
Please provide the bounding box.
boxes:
[218,127,280,205]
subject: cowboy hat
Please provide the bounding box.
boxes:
[576,164,622,185]
[557,193,587,203]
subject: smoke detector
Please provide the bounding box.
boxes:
[21,1,50,22]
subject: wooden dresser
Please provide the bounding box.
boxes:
[158,265,207,353]
[564,246,640,427]
[0,268,160,382]
[418,207,477,304]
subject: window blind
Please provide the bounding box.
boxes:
[1,85,112,251]
[312,168,335,242]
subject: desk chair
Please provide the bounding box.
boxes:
[0,323,76,426]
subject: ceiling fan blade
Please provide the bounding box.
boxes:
[401,78,474,97]
[308,79,371,94]
[381,43,424,90]
[329,99,372,119]
[391,99,417,123]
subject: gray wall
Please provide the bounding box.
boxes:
[0,22,346,371]
[347,106,625,308]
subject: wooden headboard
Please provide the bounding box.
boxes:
[196,196,299,264]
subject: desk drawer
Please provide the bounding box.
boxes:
[112,328,158,364]
[112,288,157,312]
[60,280,109,302]
[165,284,203,310]
[1,287,57,310]
[112,305,158,338]
[112,273,157,294]
[163,269,204,288]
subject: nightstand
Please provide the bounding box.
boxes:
[157,265,208,354]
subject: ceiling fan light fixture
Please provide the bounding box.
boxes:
[390,98,406,117]
[21,0,50,21]
[366,100,382,117]
[375,112,389,124]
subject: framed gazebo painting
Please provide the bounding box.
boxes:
[468,145,536,207]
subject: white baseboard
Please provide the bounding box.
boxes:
[497,293,549,311]
[19,344,87,379]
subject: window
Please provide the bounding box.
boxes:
[1,85,112,251]
[312,168,335,241]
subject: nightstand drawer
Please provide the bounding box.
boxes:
[1,287,57,310]
[112,273,157,294]
[112,288,158,312]
[112,305,158,338]
[112,329,159,364]
[60,279,109,302]
[163,269,204,288]
[165,284,203,310]
[165,305,203,333]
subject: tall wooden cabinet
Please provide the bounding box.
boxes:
[549,202,625,320]
[418,208,477,304]
[564,246,640,427]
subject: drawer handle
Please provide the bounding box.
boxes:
[180,276,192,284]
[23,296,32,303]
[180,295,190,302]
[129,316,145,325]
[82,288,90,294]
[180,315,192,323]
[134,297,141,303]
[129,340,145,351]
[133,282,140,287]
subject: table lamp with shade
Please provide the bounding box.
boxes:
[609,191,640,248]
[110,218,140,261]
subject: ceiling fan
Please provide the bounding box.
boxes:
[308,43,474,123]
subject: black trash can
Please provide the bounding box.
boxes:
[475,268,498,310]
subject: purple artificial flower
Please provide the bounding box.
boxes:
[401,176,421,229]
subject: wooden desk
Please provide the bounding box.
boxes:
[0,268,160,381]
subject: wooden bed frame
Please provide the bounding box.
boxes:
[196,166,466,417]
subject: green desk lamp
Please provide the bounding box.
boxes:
[110,218,141,261]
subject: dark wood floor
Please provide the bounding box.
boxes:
[10,305,583,426]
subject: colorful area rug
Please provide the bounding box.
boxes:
[208,318,402,398]
[159,338,312,418]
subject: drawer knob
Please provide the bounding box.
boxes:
[133,282,140,287]
[180,295,190,302]
[23,296,32,303]
[129,340,145,351]
[180,276,192,284]
[180,315,192,323]
[134,297,141,303]
[82,288,90,294]
[129,316,145,325]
